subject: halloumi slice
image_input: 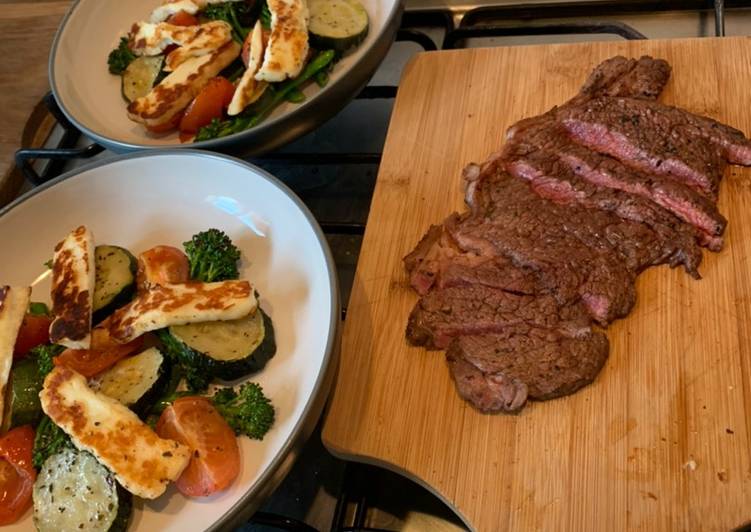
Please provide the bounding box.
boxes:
[255,0,309,82]
[150,0,246,23]
[0,286,30,426]
[49,226,95,349]
[130,21,232,71]
[150,0,200,23]
[108,280,256,343]
[40,366,191,499]
[128,40,241,128]
[228,20,268,116]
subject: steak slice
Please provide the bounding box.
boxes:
[560,97,727,200]
[406,284,591,350]
[575,55,671,102]
[446,326,609,413]
[403,223,538,296]
[452,168,638,323]
[504,117,725,248]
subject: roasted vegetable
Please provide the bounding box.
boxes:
[195,50,336,141]
[33,447,132,532]
[107,37,136,75]
[30,343,65,378]
[308,0,369,54]
[90,347,171,417]
[4,354,44,430]
[165,308,276,381]
[28,302,50,316]
[156,329,212,393]
[202,1,253,41]
[32,415,71,469]
[183,228,242,282]
[211,382,274,440]
[93,245,137,323]
[149,382,275,440]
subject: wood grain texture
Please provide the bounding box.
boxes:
[321,37,751,532]
[0,1,71,205]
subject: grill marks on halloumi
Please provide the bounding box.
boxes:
[149,0,245,22]
[40,366,192,499]
[228,20,268,116]
[127,40,241,128]
[50,226,95,349]
[130,21,233,71]
[255,0,309,82]
[108,280,256,343]
[0,286,30,426]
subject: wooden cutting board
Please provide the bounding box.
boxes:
[0,1,72,205]
[321,37,751,532]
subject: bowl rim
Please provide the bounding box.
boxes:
[0,149,342,531]
[47,0,403,154]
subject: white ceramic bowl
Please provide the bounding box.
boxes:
[0,151,339,531]
[49,0,402,154]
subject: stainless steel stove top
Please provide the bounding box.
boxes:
[17,2,751,530]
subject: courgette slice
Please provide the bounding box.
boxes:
[93,245,137,323]
[90,347,170,417]
[4,355,44,430]
[167,308,276,381]
[33,448,132,532]
[121,55,164,103]
[308,0,369,53]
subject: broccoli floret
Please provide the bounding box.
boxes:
[32,415,72,468]
[183,229,242,282]
[107,37,136,75]
[31,343,65,378]
[202,3,251,41]
[211,383,274,440]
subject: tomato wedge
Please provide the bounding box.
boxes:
[168,10,199,26]
[156,397,239,497]
[0,426,36,525]
[179,77,236,135]
[54,336,144,377]
[13,314,52,360]
[137,245,189,291]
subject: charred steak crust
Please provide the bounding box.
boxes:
[404,55,749,414]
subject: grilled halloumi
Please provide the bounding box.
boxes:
[130,21,232,71]
[40,366,191,499]
[228,20,268,115]
[108,280,256,343]
[0,285,30,426]
[150,0,200,23]
[49,226,95,349]
[127,40,241,128]
[255,0,309,82]
[150,0,246,22]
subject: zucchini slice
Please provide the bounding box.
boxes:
[121,55,164,103]
[33,448,132,532]
[3,354,44,430]
[90,347,169,416]
[93,245,137,324]
[168,308,276,380]
[308,0,369,53]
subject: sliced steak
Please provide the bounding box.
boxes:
[406,284,591,350]
[452,168,638,323]
[575,55,671,102]
[560,98,727,200]
[575,96,751,165]
[504,117,725,247]
[403,223,538,296]
[446,326,609,413]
